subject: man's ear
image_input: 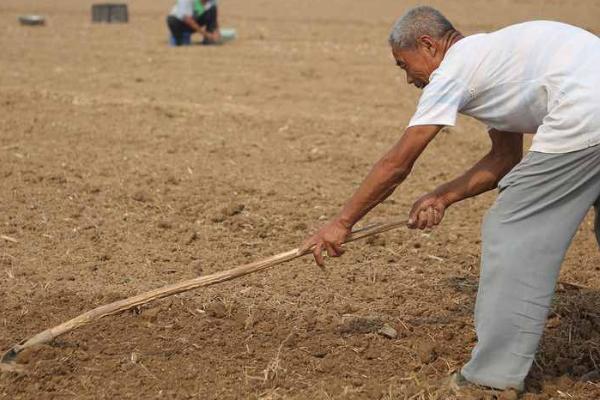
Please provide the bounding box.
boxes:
[418,35,437,57]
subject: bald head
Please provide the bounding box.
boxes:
[389,6,455,50]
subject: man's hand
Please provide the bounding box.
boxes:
[299,125,442,267]
[203,30,220,43]
[299,219,351,267]
[408,192,447,229]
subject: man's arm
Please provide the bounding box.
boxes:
[408,129,523,229]
[182,0,218,40]
[300,124,442,265]
[183,15,209,36]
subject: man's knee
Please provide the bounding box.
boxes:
[481,205,506,243]
[201,7,218,32]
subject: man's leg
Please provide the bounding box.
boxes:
[195,7,218,32]
[461,145,600,390]
[167,15,191,46]
[196,7,219,44]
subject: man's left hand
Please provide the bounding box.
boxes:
[408,192,447,229]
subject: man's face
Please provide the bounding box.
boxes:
[392,39,442,89]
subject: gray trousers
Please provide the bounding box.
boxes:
[461,144,600,391]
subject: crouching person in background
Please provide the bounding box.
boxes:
[167,0,220,46]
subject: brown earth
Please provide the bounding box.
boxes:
[1,1,600,399]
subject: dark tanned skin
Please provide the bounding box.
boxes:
[300,29,524,266]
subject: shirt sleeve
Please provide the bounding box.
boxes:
[408,72,468,128]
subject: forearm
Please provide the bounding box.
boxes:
[183,16,206,34]
[336,158,408,228]
[434,152,518,207]
[335,125,441,228]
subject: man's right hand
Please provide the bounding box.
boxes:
[299,219,351,267]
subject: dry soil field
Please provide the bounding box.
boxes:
[1,1,600,399]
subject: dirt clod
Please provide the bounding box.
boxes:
[293,222,308,231]
[311,350,328,358]
[184,231,198,245]
[190,259,203,275]
[222,204,245,217]
[415,342,437,364]
[206,302,227,318]
[366,235,386,247]
[15,345,58,364]
[131,190,152,202]
[157,220,173,229]
[141,307,160,323]
[338,316,383,335]
[377,324,397,339]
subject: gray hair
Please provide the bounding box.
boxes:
[388,6,455,49]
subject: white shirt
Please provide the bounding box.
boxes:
[408,21,600,153]
[170,0,217,20]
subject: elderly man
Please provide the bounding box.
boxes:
[301,6,600,392]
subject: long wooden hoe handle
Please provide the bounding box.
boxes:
[1,219,407,366]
